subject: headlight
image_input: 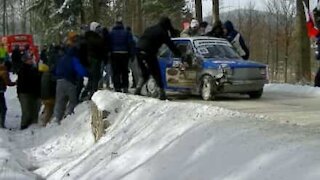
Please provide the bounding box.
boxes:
[217,64,233,78]
[220,64,233,75]
[260,67,269,80]
[259,68,267,75]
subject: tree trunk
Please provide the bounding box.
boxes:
[21,0,27,33]
[136,0,143,35]
[10,3,15,34]
[296,0,311,82]
[92,0,101,22]
[213,0,219,23]
[3,0,7,35]
[80,0,86,24]
[195,0,203,22]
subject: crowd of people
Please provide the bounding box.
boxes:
[0,17,250,130]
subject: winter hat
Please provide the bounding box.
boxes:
[159,16,173,31]
[190,19,199,29]
[90,22,101,32]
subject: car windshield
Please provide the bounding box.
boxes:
[194,40,241,60]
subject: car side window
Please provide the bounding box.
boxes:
[173,41,194,66]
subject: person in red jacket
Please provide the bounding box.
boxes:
[0,63,16,128]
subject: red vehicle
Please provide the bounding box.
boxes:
[1,34,40,62]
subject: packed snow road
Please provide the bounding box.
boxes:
[171,84,320,126]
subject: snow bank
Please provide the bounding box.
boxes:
[43,90,320,180]
[0,130,38,179]
[265,83,320,97]
[1,102,95,179]
[3,83,320,180]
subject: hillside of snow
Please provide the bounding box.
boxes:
[0,84,320,179]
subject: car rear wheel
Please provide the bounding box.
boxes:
[248,89,263,99]
[201,75,216,101]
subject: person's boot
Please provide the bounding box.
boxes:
[0,114,6,128]
[159,89,167,100]
[123,88,129,93]
[134,87,142,95]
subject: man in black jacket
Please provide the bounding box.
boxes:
[81,22,105,100]
[17,58,41,129]
[11,45,22,74]
[135,17,181,100]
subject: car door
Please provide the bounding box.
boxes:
[166,40,197,89]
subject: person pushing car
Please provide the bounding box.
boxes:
[135,17,181,100]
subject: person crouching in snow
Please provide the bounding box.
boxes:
[53,46,88,124]
[0,63,16,128]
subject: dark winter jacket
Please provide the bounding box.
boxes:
[102,27,111,63]
[48,45,64,69]
[0,64,15,92]
[54,48,88,85]
[85,31,105,61]
[17,63,41,97]
[41,71,56,100]
[206,20,224,38]
[224,21,250,60]
[110,23,134,55]
[11,48,22,65]
[138,17,181,56]
[40,49,48,64]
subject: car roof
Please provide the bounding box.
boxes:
[172,36,231,47]
[172,36,228,42]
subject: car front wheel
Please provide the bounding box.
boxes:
[201,75,216,101]
[248,89,263,99]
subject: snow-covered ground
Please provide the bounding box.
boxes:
[1,84,320,180]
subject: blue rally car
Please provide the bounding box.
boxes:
[145,37,269,100]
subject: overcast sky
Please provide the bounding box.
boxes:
[202,0,318,16]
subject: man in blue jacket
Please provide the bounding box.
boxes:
[53,46,88,123]
[223,20,250,60]
[110,19,134,93]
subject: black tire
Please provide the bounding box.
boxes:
[201,75,216,101]
[248,89,263,99]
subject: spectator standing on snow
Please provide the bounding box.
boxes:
[199,21,209,36]
[17,54,42,130]
[39,59,56,126]
[53,43,88,123]
[98,27,112,90]
[109,20,134,93]
[126,26,139,88]
[0,43,9,64]
[0,64,16,128]
[22,44,36,66]
[180,19,201,37]
[135,17,181,100]
[0,43,11,72]
[223,20,250,60]
[206,20,224,38]
[11,45,22,74]
[40,45,49,64]
[81,22,105,100]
